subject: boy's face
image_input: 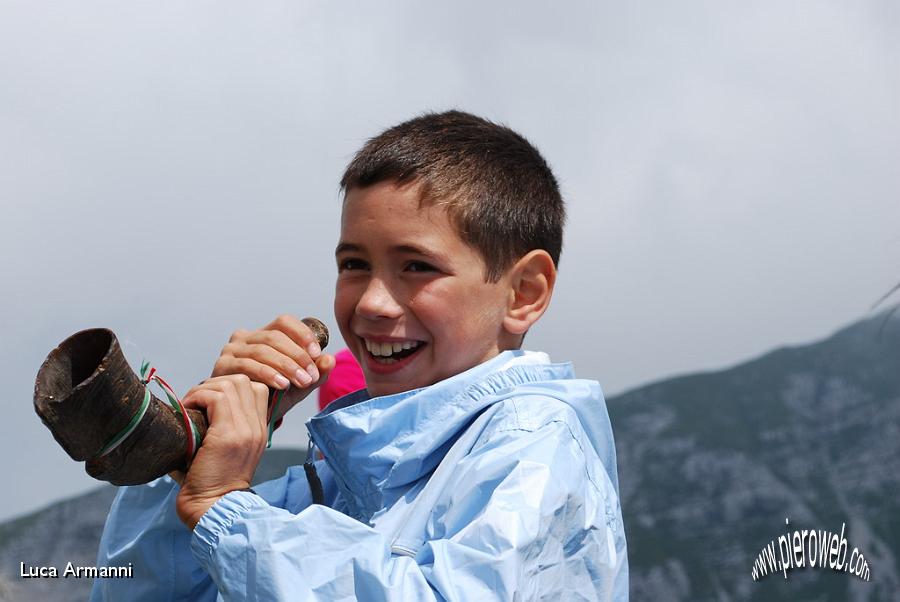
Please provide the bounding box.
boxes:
[335,181,513,397]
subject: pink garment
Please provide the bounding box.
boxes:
[317,348,366,411]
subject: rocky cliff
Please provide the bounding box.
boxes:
[612,311,899,600]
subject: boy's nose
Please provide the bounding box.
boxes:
[355,278,403,320]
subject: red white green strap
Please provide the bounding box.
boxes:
[98,388,152,457]
[98,359,280,459]
[139,360,201,460]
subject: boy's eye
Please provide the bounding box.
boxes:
[338,258,368,271]
[405,261,436,273]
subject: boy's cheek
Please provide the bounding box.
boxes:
[332,298,356,341]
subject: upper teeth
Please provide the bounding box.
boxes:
[365,339,421,357]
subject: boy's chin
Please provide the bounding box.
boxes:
[366,383,408,398]
[363,370,434,398]
[363,351,502,398]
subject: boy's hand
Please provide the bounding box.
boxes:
[174,375,269,529]
[211,315,335,421]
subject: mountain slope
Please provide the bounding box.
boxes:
[610,311,900,600]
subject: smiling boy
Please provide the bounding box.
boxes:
[335,180,538,395]
[93,111,629,601]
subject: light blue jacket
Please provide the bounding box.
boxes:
[92,351,629,601]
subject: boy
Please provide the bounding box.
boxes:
[92,111,629,600]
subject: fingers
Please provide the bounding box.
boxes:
[267,352,337,422]
[213,356,290,391]
[264,314,324,358]
[314,352,337,375]
[212,315,325,390]
[243,330,320,383]
[183,376,269,448]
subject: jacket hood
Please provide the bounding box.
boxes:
[306,350,619,518]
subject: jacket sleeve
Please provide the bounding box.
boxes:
[90,465,322,601]
[90,476,213,602]
[189,415,628,601]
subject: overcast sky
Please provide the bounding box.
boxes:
[1,1,897,522]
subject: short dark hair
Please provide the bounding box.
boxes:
[340,110,565,282]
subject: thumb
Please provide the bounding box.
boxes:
[168,470,186,486]
[314,353,336,382]
[271,353,336,421]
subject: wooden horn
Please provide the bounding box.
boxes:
[33,318,329,486]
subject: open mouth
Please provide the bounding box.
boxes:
[362,338,426,364]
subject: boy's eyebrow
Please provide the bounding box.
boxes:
[335,242,361,256]
[393,244,445,261]
[335,241,446,262]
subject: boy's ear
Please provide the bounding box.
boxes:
[503,250,557,336]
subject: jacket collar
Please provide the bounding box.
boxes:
[306,350,574,516]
